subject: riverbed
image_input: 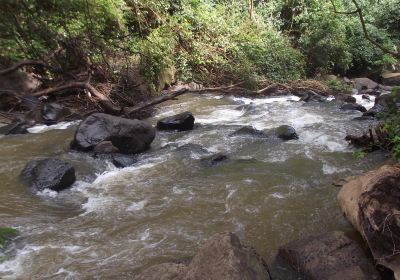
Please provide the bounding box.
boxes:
[0,93,386,279]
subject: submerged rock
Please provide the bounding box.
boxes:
[229,126,267,138]
[157,112,195,131]
[275,125,298,140]
[71,113,155,154]
[41,102,70,125]
[20,158,76,192]
[340,103,367,113]
[277,231,381,280]
[200,153,229,167]
[134,232,271,280]
[111,154,137,168]
[338,165,400,277]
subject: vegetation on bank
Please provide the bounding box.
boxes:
[0,0,399,92]
[0,227,17,262]
[382,88,400,160]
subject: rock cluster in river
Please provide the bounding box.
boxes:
[71,113,155,154]
[134,232,271,280]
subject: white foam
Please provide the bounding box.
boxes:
[36,189,58,198]
[352,94,375,110]
[27,121,79,133]
[127,200,147,211]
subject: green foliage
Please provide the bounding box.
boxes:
[382,88,400,160]
[325,79,352,93]
[353,150,367,159]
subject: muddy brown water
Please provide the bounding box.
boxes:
[0,93,386,279]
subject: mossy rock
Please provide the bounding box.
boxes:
[0,227,18,248]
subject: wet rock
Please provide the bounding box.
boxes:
[340,103,367,113]
[111,154,137,168]
[352,78,378,91]
[277,231,381,280]
[41,102,70,125]
[345,134,372,148]
[157,112,195,131]
[275,125,298,140]
[338,165,400,277]
[360,89,381,97]
[200,153,229,167]
[229,126,267,138]
[363,93,398,117]
[382,72,400,86]
[71,113,155,154]
[176,143,209,155]
[299,92,324,102]
[0,121,30,135]
[20,158,76,192]
[362,95,371,100]
[344,95,357,103]
[134,232,271,280]
[93,141,119,154]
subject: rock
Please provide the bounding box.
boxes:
[229,126,267,138]
[41,102,70,125]
[134,232,271,280]
[353,116,376,121]
[111,154,137,168]
[275,125,298,140]
[344,95,357,103]
[363,93,398,117]
[352,78,378,91]
[20,158,76,192]
[200,153,229,167]
[340,103,367,113]
[338,165,400,277]
[360,89,381,96]
[176,144,209,155]
[345,134,372,148]
[277,231,381,280]
[362,95,371,100]
[0,121,30,135]
[71,113,155,154]
[382,72,400,86]
[93,141,119,154]
[157,112,195,131]
[343,77,351,84]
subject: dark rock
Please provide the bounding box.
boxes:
[41,102,70,125]
[0,121,30,135]
[362,95,371,100]
[157,112,195,131]
[275,125,298,140]
[300,92,324,102]
[352,78,378,91]
[176,143,209,155]
[344,95,357,103]
[353,116,376,121]
[200,153,229,167]
[111,154,137,168]
[340,103,367,113]
[93,141,119,154]
[20,158,76,192]
[382,72,400,86]
[134,232,271,280]
[359,89,381,96]
[277,231,381,280]
[71,113,155,154]
[363,93,398,117]
[229,126,268,138]
[345,134,372,148]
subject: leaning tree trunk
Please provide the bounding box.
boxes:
[338,164,400,278]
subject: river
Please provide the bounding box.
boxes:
[0,93,386,279]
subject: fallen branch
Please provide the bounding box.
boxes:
[32,81,120,113]
[123,88,189,116]
[0,60,48,75]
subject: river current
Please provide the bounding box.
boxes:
[0,93,386,279]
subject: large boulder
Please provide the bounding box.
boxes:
[382,72,400,86]
[277,231,381,280]
[71,113,155,154]
[340,103,367,113]
[157,112,195,131]
[275,125,299,140]
[134,232,271,280]
[338,165,400,278]
[363,93,398,117]
[20,158,76,192]
[352,78,379,91]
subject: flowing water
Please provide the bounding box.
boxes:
[0,93,387,279]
